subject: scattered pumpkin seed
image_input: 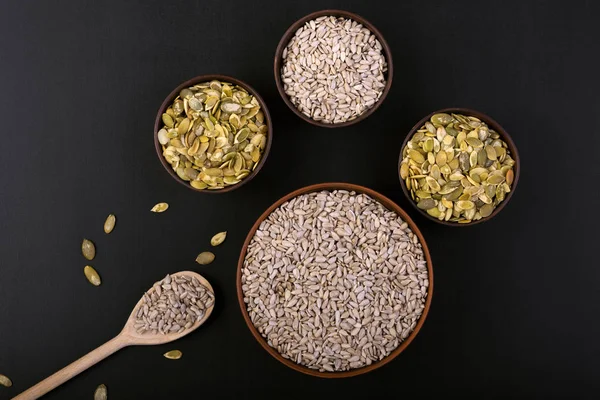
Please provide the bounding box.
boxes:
[94,384,108,400]
[157,81,268,190]
[151,203,169,213]
[195,251,215,265]
[400,112,516,223]
[210,231,227,246]
[164,350,182,360]
[84,266,101,286]
[0,374,12,388]
[82,239,96,260]
[104,214,116,234]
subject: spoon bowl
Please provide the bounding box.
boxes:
[15,271,214,400]
[121,271,215,346]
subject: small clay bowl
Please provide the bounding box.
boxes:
[398,108,520,226]
[274,10,393,128]
[154,75,272,193]
[236,183,434,378]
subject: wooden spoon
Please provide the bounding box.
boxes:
[14,271,214,400]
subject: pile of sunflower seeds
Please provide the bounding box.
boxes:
[281,16,387,124]
[241,190,429,372]
[157,80,268,190]
[400,112,516,223]
[134,274,214,335]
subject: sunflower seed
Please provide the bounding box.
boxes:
[82,239,96,260]
[400,113,515,223]
[84,266,101,286]
[281,16,387,124]
[210,232,227,246]
[163,350,182,360]
[157,81,268,190]
[94,384,107,400]
[0,374,12,388]
[134,273,214,335]
[104,214,116,234]
[151,203,169,213]
[195,252,215,265]
[242,190,428,372]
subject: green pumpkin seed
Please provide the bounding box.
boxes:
[84,266,101,286]
[162,113,174,128]
[164,350,182,360]
[0,374,12,387]
[94,384,108,400]
[82,239,96,260]
[151,202,169,212]
[430,113,452,126]
[417,198,436,210]
[210,231,227,246]
[195,252,215,265]
[104,214,116,234]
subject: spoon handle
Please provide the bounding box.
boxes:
[13,335,128,400]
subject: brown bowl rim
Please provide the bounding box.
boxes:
[236,182,434,378]
[153,74,273,193]
[398,107,521,226]
[273,10,394,128]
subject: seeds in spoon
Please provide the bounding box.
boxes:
[210,231,227,246]
[0,374,12,387]
[151,203,169,213]
[94,384,107,400]
[84,266,101,286]
[195,251,215,265]
[82,239,96,260]
[103,214,116,234]
[163,350,182,360]
[134,273,214,335]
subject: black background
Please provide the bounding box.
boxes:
[1,0,599,399]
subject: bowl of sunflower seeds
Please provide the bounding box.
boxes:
[154,75,272,192]
[399,108,520,225]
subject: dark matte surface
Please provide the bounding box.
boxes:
[0,0,599,398]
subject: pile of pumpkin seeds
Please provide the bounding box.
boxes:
[400,113,515,223]
[157,81,268,190]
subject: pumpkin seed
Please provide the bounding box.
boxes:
[195,251,215,265]
[210,231,227,246]
[94,384,108,400]
[151,203,169,213]
[164,350,182,360]
[158,81,268,190]
[104,214,116,234]
[0,374,12,387]
[400,112,516,223]
[84,266,101,286]
[82,239,96,260]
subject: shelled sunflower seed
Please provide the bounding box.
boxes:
[0,374,12,387]
[134,274,214,335]
[242,190,429,372]
[400,113,516,223]
[94,384,107,400]
[281,16,387,124]
[157,81,268,190]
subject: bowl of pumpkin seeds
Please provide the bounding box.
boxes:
[399,108,520,225]
[154,75,272,192]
